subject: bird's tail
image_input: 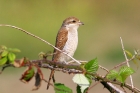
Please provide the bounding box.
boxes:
[47,70,55,89]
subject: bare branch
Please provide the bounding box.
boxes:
[99,65,109,72]
[86,81,100,93]
[127,83,140,93]
[120,37,134,89]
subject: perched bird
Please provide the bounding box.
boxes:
[47,17,84,89]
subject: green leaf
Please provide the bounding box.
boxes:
[125,50,133,58]
[107,67,135,84]
[77,85,82,93]
[24,67,35,80]
[106,70,118,80]
[80,86,88,93]
[54,83,72,93]
[73,74,89,93]
[8,52,16,62]
[84,58,98,73]
[1,50,8,57]
[0,57,7,65]
[73,74,90,86]
[8,48,21,52]
[20,66,35,83]
[125,50,139,66]
[85,74,93,84]
[116,75,123,83]
[118,66,135,83]
[11,48,21,52]
[76,85,88,93]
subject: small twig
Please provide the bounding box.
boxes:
[122,87,127,93]
[99,65,109,72]
[0,64,14,74]
[0,24,81,64]
[86,81,100,93]
[120,37,134,90]
[120,37,130,67]
[126,83,140,92]
[41,79,55,90]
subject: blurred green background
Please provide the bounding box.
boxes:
[0,0,140,93]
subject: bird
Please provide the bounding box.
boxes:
[47,16,84,89]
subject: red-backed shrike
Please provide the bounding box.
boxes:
[47,17,84,89]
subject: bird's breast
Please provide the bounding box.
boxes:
[64,30,78,55]
[59,29,78,62]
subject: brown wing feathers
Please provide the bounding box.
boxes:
[52,28,68,62]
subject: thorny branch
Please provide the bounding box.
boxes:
[13,59,140,93]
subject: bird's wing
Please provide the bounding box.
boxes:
[52,28,68,61]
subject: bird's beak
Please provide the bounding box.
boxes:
[79,22,84,25]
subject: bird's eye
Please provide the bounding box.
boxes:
[72,20,76,23]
